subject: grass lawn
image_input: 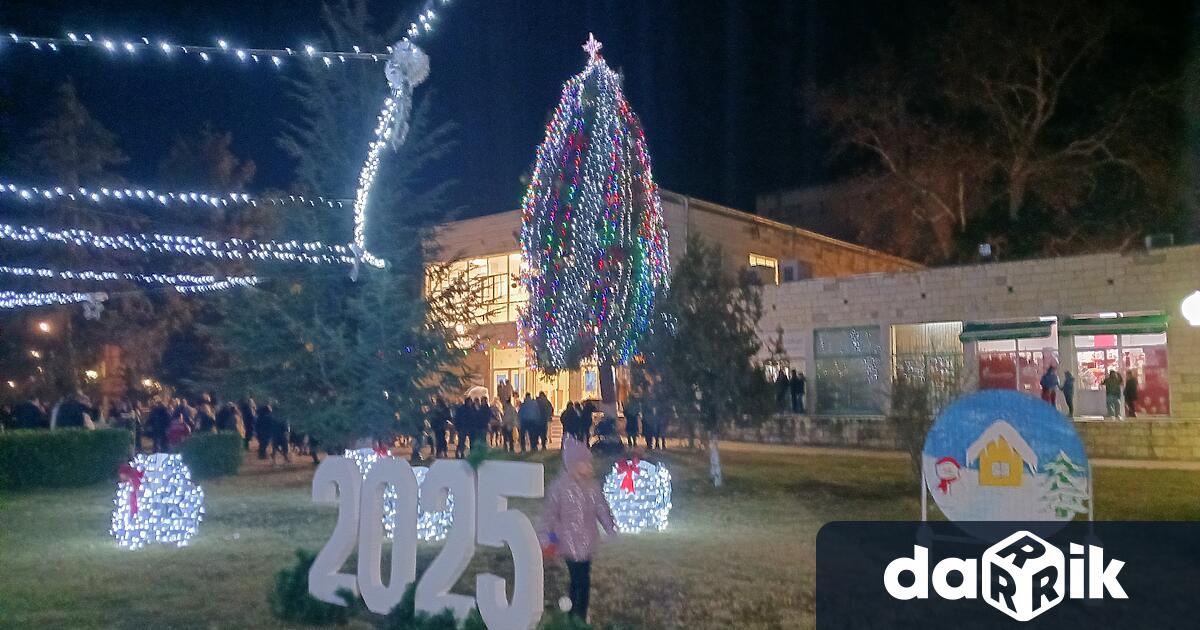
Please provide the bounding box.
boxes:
[1,445,1198,629]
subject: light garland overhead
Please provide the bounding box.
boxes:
[1,223,356,265]
[0,181,345,209]
[0,290,104,309]
[519,34,669,370]
[1,1,452,69]
[0,265,258,293]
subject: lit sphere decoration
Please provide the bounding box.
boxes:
[109,453,205,550]
[1182,290,1200,326]
[343,449,453,542]
[602,458,672,533]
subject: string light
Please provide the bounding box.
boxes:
[602,459,672,533]
[343,449,453,542]
[0,181,345,209]
[0,265,258,293]
[1,2,452,67]
[0,290,103,309]
[109,453,205,550]
[520,34,669,370]
[1,223,357,265]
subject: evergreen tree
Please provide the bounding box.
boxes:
[632,237,771,487]
[519,35,669,417]
[210,0,470,448]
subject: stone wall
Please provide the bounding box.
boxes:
[1077,420,1200,460]
[725,415,1200,461]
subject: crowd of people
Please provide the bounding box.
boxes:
[418,389,671,461]
[1,390,316,465]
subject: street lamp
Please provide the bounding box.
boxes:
[36,321,51,334]
[1183,291,1200,326]
[29,349,42,359]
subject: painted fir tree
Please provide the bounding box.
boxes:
[1041,450,1089,519]
[520,34,669,406]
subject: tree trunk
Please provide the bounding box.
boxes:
[597,362,618,420]
[708,430,723,487]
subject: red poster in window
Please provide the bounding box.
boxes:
[1139,347,1170,416]
[979,353,1017,390]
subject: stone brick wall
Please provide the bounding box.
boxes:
[1077,421,1200,460]
[761,244,1200,420]
[726,414,900,450]
[725,415,1200,460]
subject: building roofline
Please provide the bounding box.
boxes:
[660,191,921,270]
[429,190,922,269]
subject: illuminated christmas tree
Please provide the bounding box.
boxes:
[520,34,669,398]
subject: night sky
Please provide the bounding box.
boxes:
[0,0,1193,220]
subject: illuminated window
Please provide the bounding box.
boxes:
[748,253,779,284]
[426,252,528,324]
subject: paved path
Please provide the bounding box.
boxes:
[719,440,1200,471]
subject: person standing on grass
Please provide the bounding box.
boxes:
[519,392,540,452]
[256,402,274,459]
[538,436,617,622]
[1061,371,1076,417]
[1124,370,1140,419]
[147,398,172,452]
[501,396,518,453]
[775,369,790,412]
[559,402,579,443]
[455,397,473,458]
[1103,370,1124,419]
[1040,365,1059,407]
[239,398,257,451]
[623,397,641,448]
[791,370,806,413]
[430,396,451,458]
[268,403,291,464]
[215,401,244,437]
[536,392,553,450]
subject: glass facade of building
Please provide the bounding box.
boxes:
[814,326,882,414]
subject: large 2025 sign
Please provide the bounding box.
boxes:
[309,457,546,630]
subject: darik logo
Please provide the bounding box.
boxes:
[884,530,1128,622]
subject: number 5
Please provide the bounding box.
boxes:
[476,461,544,630]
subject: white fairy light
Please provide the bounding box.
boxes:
[0,290,101,309]
[110,453,205,550]
[603,459,672,533]
[343,449,454,542]
[0,265,258,293]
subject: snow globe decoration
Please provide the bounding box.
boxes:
[603,457,672,533]
[923,390,1090,522]
[110,453,205,549]
[343,448,453,542]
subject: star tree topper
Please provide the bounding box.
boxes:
[583,32,603,61]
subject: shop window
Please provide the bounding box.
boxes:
[892,322,963,412]
[814,326,882,414]
[1073,332,1169,416]
[426,252,529,325]
[975,323,1059,395]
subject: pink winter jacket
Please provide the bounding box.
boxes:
[538,473,617,561]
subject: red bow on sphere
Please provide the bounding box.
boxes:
[119,463,145,516]
[374,445,390,458]
[616,457,640,494]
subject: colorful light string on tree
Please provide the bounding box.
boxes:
[519,34,669,370]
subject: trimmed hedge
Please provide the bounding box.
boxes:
[0,428,133,490]
[180,432,243,479]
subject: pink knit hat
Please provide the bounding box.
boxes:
[562,435,592,469]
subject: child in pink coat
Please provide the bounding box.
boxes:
[539,435,617,620]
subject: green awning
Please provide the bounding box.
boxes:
[1059,314,1169,336]
[960,320,1053,342]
